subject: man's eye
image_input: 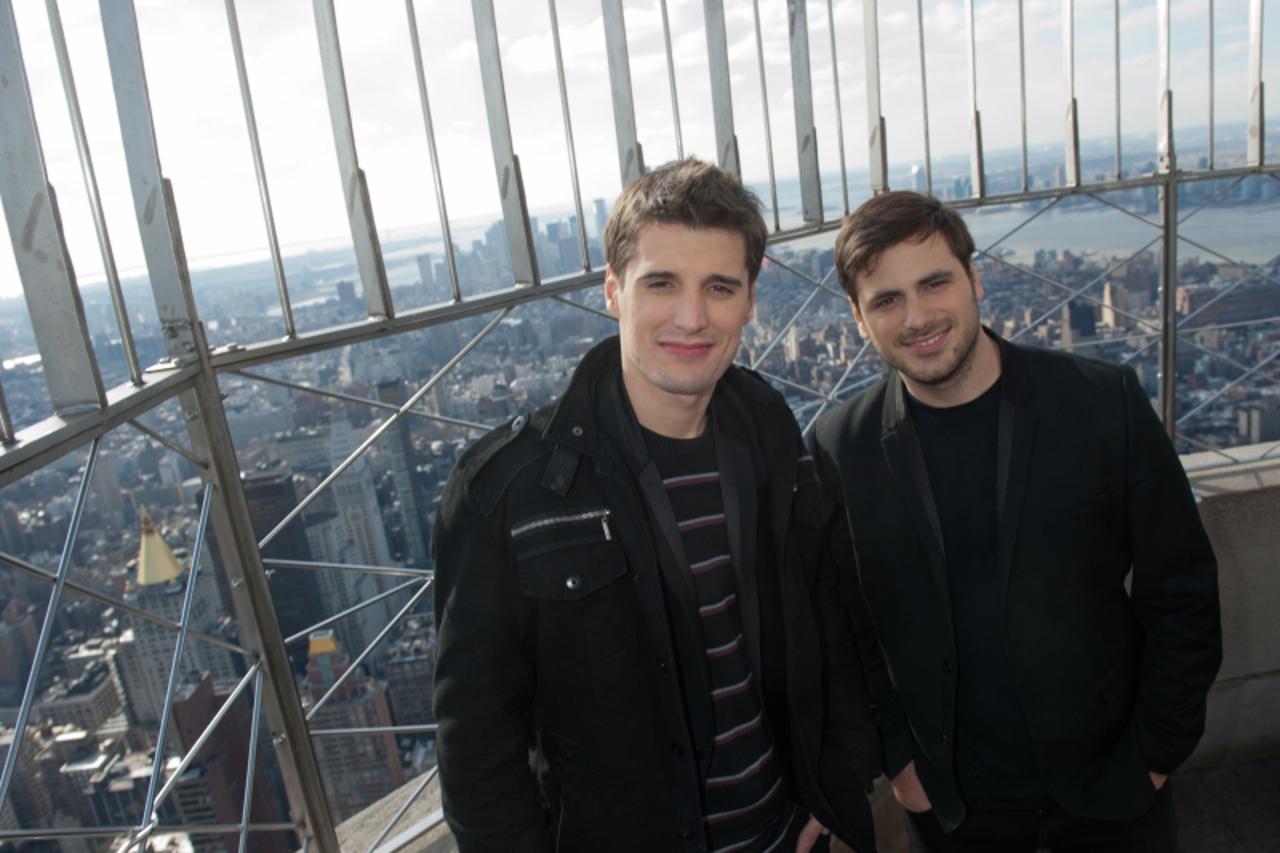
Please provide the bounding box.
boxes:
[709,284,736,296]
[874,295,898,309]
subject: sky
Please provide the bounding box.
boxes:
[1,0,1277,301]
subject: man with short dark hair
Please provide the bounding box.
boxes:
[812,190,1221,852]
[433,160,878,852]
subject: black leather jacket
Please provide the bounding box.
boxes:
[432,337,878,852]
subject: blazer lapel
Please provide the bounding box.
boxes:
[994,341,1037,611]
[716,430,763,687]
[880,375,954,631]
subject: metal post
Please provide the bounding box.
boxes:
[224,0,296,337]
[0,439,99,808]
[237,667,265,853]
[1208,0,1215,169]
[46,0,143,385]
[472,0,541,285]
[965,0,985,197]
[1114,0,1121,178]
[752,0,781,231]
[914,0,932,196]
[659,0,684,160]
[405,0,462,302]
[1247,0,1264,166]
[600,0,645,186]
[0,0,105,417]
[1020,0,1030,191]
[1159,176,1179,436]
[862,0,887,193]
[1157,0,1175,173]
[548,0,591,271]
[1063,0,1081,187]
[702,0,740,177]
[827,0,849,213]
[312,0,393,319]
[0,382,14,444]
[788,0,823,224]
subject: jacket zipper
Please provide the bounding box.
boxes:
[511,509,612,541]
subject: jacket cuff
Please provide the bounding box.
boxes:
[882,730,915,780]
[1133,714,1195,776]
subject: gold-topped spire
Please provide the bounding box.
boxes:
[137,508,183,586]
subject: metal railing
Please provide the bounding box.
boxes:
[0,1,1276,851]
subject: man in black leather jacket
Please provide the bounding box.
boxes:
[432,160,878,852]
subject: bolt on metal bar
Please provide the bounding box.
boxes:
[258,308,510,551]
[153,661,263,812]
[127,418,208,470]
[1158,177,1179,433]
[1063,0,1080,187]
[751,267,836,370]
[230,368,490,432]
[1177,348,1280,427]
[264,557,434,579]
[548,0,591,272]
[964,0,984,197]
[0,382,15,445]
[1113,0,1121,178]
[702,0,739,176]
[752,0,781,231]
[473,0,541,285]
[237,667,265,853]
[1247,0,1264,166]
[0,0,105,416]
[862,0,887,193]
[223,0,295,338]
[914,0,932,196]
[306,579,433,721]
[0,438,99,808]
[46,0,143,385]
[826,0,849,212]
[285,579,421,645]
[788,0,823,224]
[365,766,440,853]
[600,0,645,186]
[1208,0,1215,169]
[1019,0,1030,191]
[136,480,215,834]
[312,0,393,319]
[0,548,254,656]
[659,0,684,160]
[1157,0,1175,173]
[310,724,439,737]
[405,0,462,303]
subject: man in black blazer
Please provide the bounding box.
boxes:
[811,191,1221,852]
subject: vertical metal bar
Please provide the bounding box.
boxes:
[752,0,781,230]
[1063,0,1080,187]
[238,667,265,853]
[1208,0,1215,169]
[1159,176,1178,436]
[702,0,740,177]
[965,0,985,197]
[789,0,823,224]
[914,0,932,196]
[472,0,541,286]
[0,0,105,416]
[1019,0,1029,191]
[224,0,295,337]
[659,0,684,160]
[405,0,462,302]
[0,438,99,808]
[826,0,849,213]
[0,381,14,445]
[312,0,393,318]
[1114,0,1121,179]
[138,481,214,833]
[600,0,645,186]
[1157,0,1175,173]
[863,0,887,194]
[1247,0,1264,166]
[46,0,143,385]
[548,0,590,272]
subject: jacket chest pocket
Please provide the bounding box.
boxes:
[512,509,635,670]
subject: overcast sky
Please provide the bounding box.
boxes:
[2,0,1276,301]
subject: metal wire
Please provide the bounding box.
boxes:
[751,0,780,231]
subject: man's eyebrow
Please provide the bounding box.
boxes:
[635,270,676,282]
[706,273,744,287]
[916,269,954,286]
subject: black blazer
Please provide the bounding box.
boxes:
[811,333,1221,832]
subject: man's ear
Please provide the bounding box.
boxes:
[969,264,985,302]
[848,295,869,340]
[604,265,622,316]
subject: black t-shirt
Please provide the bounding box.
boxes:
[907,378,1044,804]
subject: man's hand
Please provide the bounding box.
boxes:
[1149,771,1168,791]
[891,761,933,813]
[795,815,830,852]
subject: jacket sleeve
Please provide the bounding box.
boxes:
[432,473,552,852]
[1121,367,1222,774]
[811,436,915,781]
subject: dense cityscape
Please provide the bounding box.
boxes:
[1,122,1277,850]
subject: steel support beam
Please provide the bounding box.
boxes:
[600,0,644,187]
[914,0,932,196]
[0,0,105,417]
[1247,0,1265,166]
[548,0,591,271]
[964,0,985,197]
[862,0,887,193]
[1157,0,1175,173]
[1159,177,1179,436]
[472,0,540,285]
[788,0,822,224]
[702,0,740,177]
[312,0,393,319]
[1063,0,1081,187]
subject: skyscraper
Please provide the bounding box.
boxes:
[375,379,429,567]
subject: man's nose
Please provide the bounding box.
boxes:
[673,289,708,331]
[902,294,933,331]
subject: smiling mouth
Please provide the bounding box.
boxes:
[658,341,716,358]
[902,329,948,352]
